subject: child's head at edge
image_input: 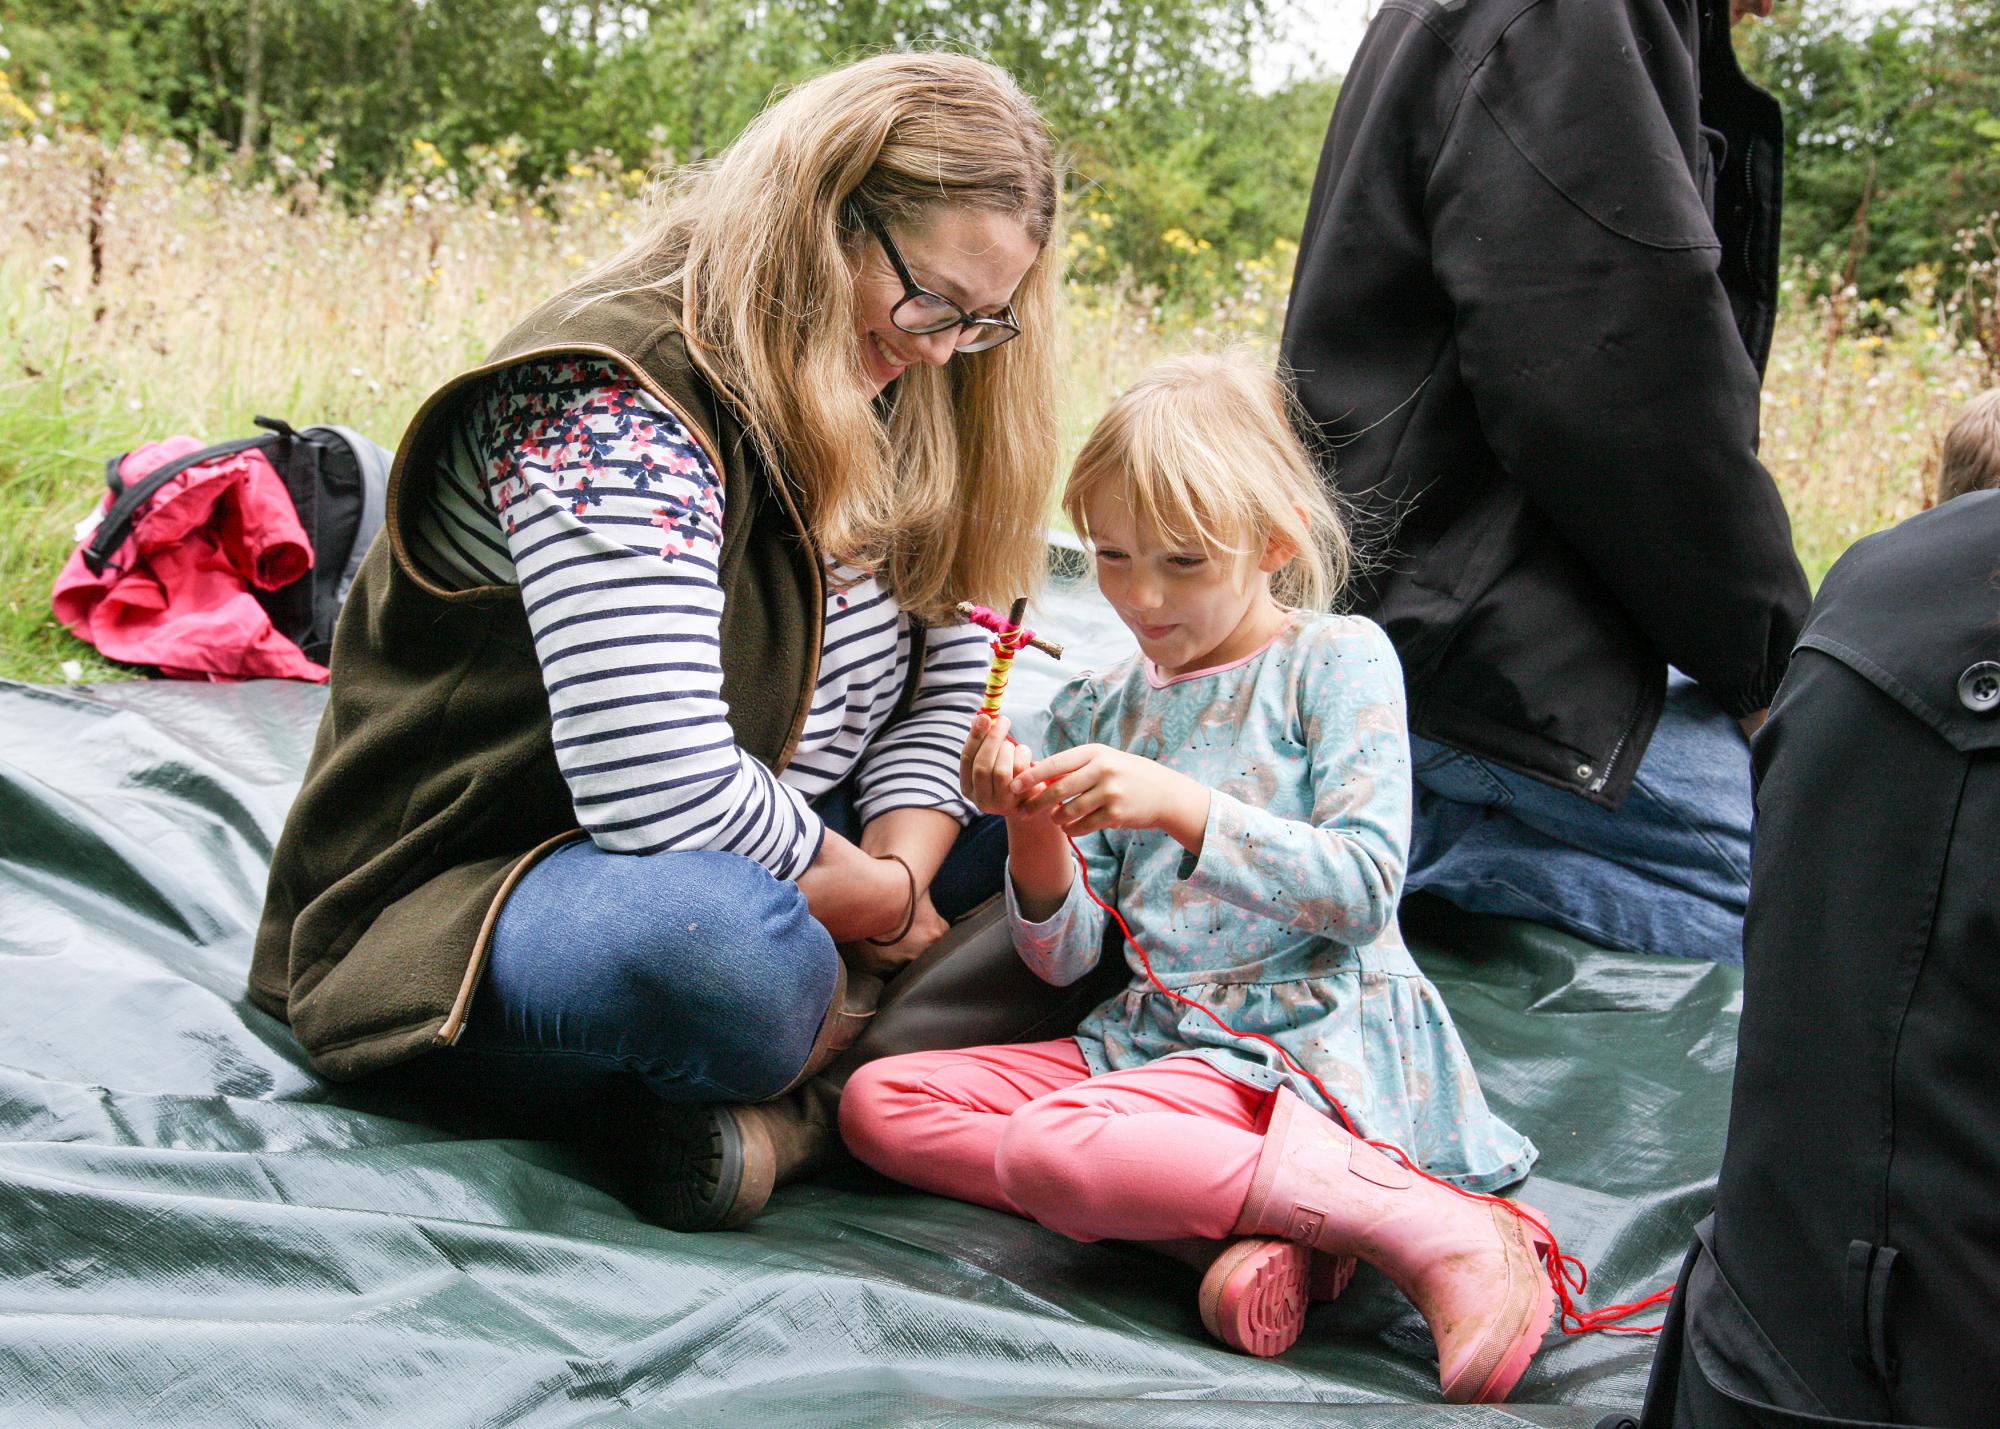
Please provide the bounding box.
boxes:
[1064,349,1353,614]
[1938,388,2000,504]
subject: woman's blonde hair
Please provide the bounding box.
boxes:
[1064,350,1352,611]
[567,52,1064,621]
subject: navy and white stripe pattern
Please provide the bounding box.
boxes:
[408,357,984,879]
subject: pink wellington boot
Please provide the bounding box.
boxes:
[1146,1239,1357,1357]
[1232,1088,1555,1403]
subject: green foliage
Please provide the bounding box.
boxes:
[14,2,2000,317]
[1739,0,2000,300]
[1068,74,1336,302]
[0,0,1328,306]
[4,0,602,180]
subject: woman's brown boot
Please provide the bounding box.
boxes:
[641,1082,845,1231]
[638,962,880,1231]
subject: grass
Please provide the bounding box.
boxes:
[2,129,1990,684]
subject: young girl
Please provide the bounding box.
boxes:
[840,352,1554,1404]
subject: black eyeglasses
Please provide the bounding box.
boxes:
[864,215,1022,354]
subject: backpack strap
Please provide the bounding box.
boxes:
[83,417,297,576]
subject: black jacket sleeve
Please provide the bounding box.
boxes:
[1425,0,1808,717]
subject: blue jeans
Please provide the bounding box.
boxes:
[1406,672,1753,963]
[408,791,1006,1121]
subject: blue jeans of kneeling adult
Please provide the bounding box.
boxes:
[419,792,1006,1119]
[1407,670,1754,964]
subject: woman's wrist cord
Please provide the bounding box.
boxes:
[863,851,918,945]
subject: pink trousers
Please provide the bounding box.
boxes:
[840,1040,1270,1243]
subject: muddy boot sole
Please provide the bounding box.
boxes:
[639,1103,775,1232]
[1198,1238,1312,1358]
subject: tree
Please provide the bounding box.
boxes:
[1740,0,2000,300]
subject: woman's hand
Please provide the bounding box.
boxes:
[842,889,950,977]
[796,832,913,944]
[804,805,960,975]
[959,712,1042,818]
[1015,743,1212,854]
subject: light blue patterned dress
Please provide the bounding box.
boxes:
[1007,612,1537,1192]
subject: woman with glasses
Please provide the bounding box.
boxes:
[250,53,1076,1230]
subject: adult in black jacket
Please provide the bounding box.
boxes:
[1282,0,1810,962]
[1638,489,2000,1426]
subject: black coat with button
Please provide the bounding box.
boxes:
[1639,489,2000,1427]
[1282,0,1811,806]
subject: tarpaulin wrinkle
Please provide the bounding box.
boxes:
[0,653,1728,1425]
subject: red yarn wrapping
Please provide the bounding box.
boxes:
[963,605,1039,718]
[961,603,1041,651]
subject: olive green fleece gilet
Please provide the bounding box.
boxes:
[249,292,823,1081]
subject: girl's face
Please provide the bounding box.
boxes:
[1084,492,1292,678]
[850,206,1039,395]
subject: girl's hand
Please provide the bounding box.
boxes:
[1014,744,1212,853]
[963,712,1071,919]
[959,713,1043,818]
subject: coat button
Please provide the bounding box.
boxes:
[1961,662,2000,713]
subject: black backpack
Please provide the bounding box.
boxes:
[83,416,389,665]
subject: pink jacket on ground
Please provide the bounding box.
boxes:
[52,437,328,682]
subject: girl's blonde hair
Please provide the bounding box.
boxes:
[1065,350,1352,611]
[566,52,1065,622]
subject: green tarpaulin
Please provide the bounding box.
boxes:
[0,676,1730,1426]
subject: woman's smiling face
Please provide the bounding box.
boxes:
[851,206,1039,395]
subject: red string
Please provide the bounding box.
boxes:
[970,609,1669,1333]
[1059,828,1672,1335]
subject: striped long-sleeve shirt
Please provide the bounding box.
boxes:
[405,357,988,879]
